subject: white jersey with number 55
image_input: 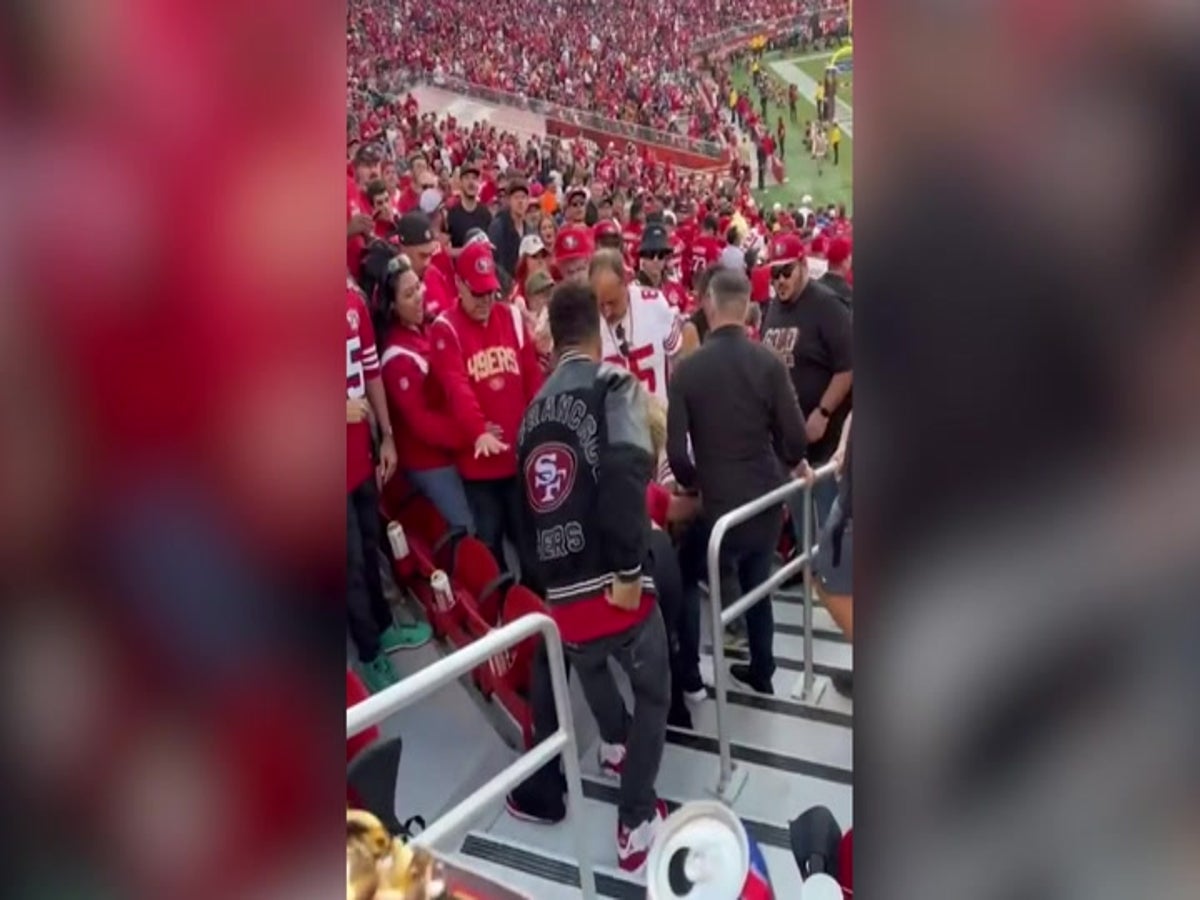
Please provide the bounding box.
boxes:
[600,283,682,407]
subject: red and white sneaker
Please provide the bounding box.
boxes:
[616,799,668,875]
[598,740,626,779]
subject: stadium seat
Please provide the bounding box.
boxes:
[444,536,513,626]
[490,585,552,747]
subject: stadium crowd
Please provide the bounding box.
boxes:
[348,0,849,141]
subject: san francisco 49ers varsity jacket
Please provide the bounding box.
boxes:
[515,351,657,644]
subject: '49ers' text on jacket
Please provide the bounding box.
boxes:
[430,302,544,480]
[516,352,656,644]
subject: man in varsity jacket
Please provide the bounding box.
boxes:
[512,280,671,874]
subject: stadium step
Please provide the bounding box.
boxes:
[450,774,814,898]
[442,593,852,897]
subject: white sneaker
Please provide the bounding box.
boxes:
[617,799,668,874]
[683,686,708,704]
[598,740,626,779]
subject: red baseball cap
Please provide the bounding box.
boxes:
[768,232,806,266]
[826,237,852,267]
[555,225,595,263]
[456,242,501,294]
[593,219,622,242]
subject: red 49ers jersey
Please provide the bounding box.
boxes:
[600,283,682,406]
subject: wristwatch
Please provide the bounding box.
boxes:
[817,406,832,419]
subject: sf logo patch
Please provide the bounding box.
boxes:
[524,443,577,513]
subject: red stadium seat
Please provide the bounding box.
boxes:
[489,585,553,747]
[444,536,513,626]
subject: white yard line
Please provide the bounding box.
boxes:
[779,50,836,64]
[768,59,854,139]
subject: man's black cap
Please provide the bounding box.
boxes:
[639,223,672,254]
[461,158,482,177]
[395,211,436,247]
[507,178,530,197]
[354,143,384,165]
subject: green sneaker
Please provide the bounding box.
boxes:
[358,653,400,693]
[380,620,432,652]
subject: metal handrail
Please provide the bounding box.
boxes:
[706,462,838,799]
[347,613,597,900]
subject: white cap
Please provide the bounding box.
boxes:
[419,188,444,214]
[801,193,814,206]
[773,202,783,212]
[718,246,745,271]
[519,234,547,257]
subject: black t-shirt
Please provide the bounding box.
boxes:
[446,201,493,249]
[819,271,853,310]
[762,278,852,462]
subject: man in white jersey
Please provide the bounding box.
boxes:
[589,249,682,407]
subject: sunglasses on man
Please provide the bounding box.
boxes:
[640,250,671,261]
[771,263,797,280]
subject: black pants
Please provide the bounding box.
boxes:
[463,476,521,574]
[520,535,688,809]
[834,143,840,165]
[655,528,701,691]
[348,477,391,662]
[757,159,766,191]
[521,608,670,825]
[680,516,776,682]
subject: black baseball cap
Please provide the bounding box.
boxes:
[639,223,672,255]
[395,211,436,247]
[354,143,384,166]
[507,178,530,197]
[461,159,482,177]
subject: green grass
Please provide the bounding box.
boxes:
[793,55,854,109]
[731,55,853,215]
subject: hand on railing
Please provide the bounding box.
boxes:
[793,460,817,486]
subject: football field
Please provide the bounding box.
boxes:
[732,50,853,215]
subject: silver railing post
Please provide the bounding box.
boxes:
[706,514,734,799]
[802,479,816,699]
[347,613,597,900]
[704,464,837,801]
[542,612,593,897]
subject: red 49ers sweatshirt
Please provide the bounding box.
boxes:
[429,301,544,481]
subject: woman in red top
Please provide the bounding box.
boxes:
[378,253,475,532]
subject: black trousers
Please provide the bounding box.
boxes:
[834,143,840,165]
[518,531,693,803]
[348,477,391,662]
[463,476,521,575]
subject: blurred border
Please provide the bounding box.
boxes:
[1,0,348,897]
[858,1,1200,898]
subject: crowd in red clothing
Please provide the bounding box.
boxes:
[347,0,849,142]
